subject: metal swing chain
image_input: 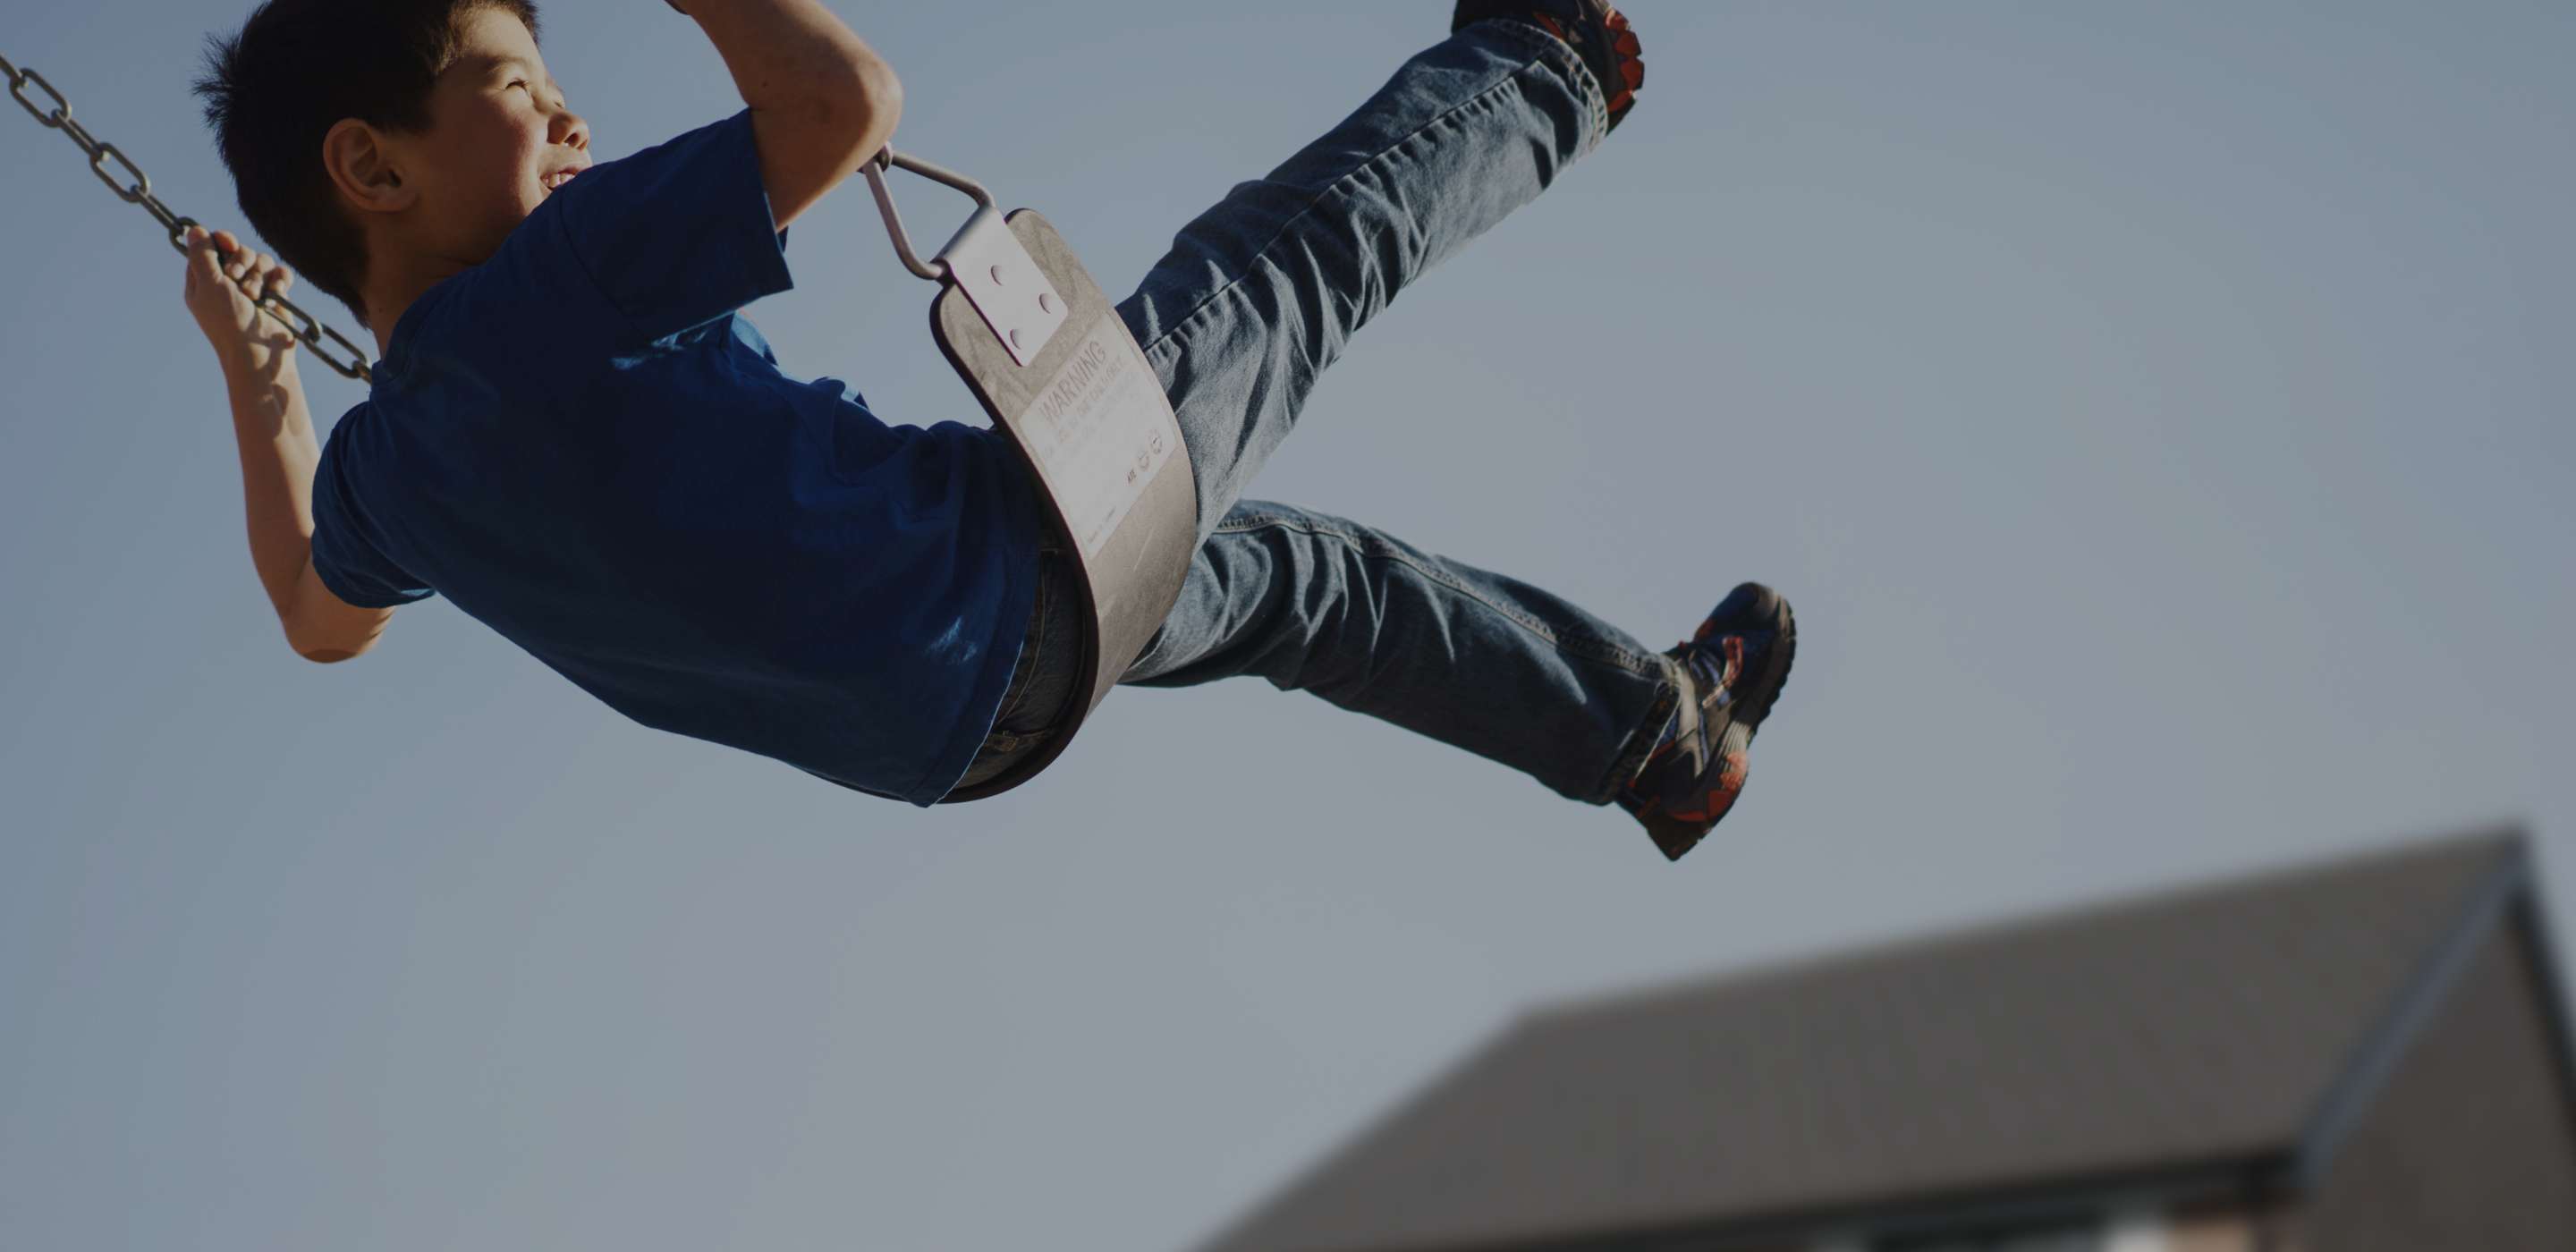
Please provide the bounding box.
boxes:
[1,50,374,382]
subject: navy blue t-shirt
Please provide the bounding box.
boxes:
[308,111,1042,806]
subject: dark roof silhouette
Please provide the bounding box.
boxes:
[1199,829,2563,1252]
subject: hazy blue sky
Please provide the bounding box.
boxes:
[4,3,2571,1249]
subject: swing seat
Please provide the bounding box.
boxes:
[863,153,1198,802]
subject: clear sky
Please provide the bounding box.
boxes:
[3,3,2571,1249]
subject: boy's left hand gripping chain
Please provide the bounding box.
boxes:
[0,49,374,382]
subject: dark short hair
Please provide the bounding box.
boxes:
[194,0,542,326]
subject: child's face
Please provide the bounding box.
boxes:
[394,8,589,267]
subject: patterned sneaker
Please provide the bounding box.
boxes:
[1616,583,1797,861]
[1453,0,1647,131]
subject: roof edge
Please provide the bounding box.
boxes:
[2286,825,2535,1188]
[2509,841,2576,1175]
[1414,1154,2288,1252]
[1527,825,2533,1030]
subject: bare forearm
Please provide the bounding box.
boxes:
[685,0,899,129]
[219,345,320,623]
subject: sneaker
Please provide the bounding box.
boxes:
[1616,583,1796,861]
[1452,0,1647,131]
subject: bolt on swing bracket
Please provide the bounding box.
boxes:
[863,147,1068,368]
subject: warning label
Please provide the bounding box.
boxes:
[1015,317,1178,559]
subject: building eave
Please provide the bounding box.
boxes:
[1365,1153,2295,1252]
[2284,825,2550,1189]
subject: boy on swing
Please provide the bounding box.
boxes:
[186,0,1794,861]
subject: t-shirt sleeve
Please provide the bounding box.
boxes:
[308,426,436,610]
[548,109,794,344]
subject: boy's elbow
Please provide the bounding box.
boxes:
[869,70,904,141]
[284,613,390,665]
[826,60,902,151]
[281,561,395,664]
[861,63,902,119]
[287,629,373,665]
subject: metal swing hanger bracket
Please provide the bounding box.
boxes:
[862,146,1069,368]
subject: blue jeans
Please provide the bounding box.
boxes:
[957,22,1683,805]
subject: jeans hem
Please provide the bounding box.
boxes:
[1479,17,1611,152]
[1583,652,1682,807]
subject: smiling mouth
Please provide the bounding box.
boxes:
[541,168,581,194]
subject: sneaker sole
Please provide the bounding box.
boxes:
[1726,585,1798,736]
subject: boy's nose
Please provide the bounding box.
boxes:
[553,108,590,152]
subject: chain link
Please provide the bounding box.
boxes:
[1,50,373,382]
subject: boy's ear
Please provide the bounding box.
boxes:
[321,119,417,216]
